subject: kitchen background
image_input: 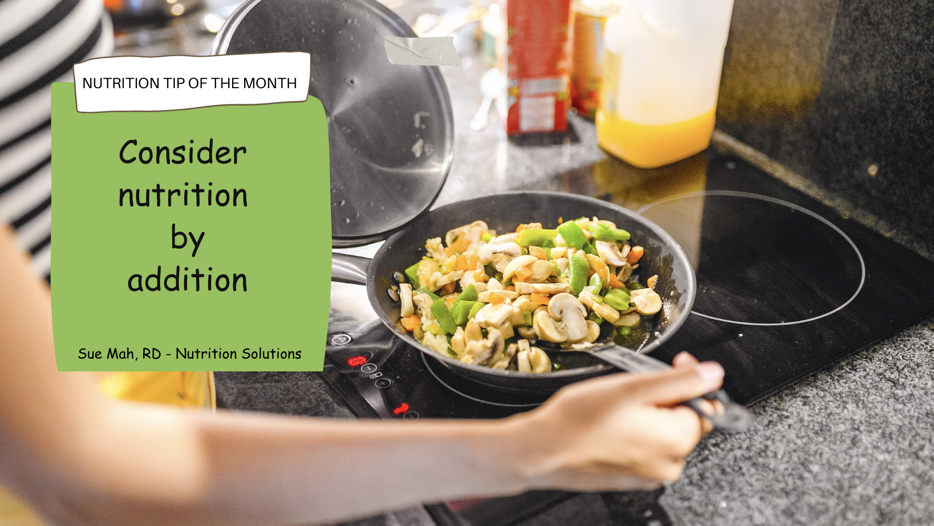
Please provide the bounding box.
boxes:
[107,0,934,524]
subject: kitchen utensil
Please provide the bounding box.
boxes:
[213,0,455,247]
[331,191,697,400]
[470,68,501,131]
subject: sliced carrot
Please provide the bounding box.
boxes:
[444,246,456,258]
[627,246,644,264]
[401,315,421,332]
[514,266,533,282]
[451,235,470,253]
[529,246,547,260]
[516,222,543,233]
[455,254,469,271]
[489,292,507,304]
[442,282,457,296]
[468,255,479,270]
[585,254,610,283]
[445,295,458,306]
[607,273,625,289]
[531,293,551,306]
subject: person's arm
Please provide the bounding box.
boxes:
[0,226,723,526]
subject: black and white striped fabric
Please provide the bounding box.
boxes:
[0,0,113,282]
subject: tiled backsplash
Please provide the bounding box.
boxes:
[715,0,934,253]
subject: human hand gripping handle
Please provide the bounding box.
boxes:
[505,354,731,491]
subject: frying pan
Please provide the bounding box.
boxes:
[331,191,697,397]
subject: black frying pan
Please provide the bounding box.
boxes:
[331,191,697,397]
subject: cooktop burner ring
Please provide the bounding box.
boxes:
[638,191,866,327]
[420,352,542,409]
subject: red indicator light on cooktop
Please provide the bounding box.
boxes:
[347,356,367,367]
[393,403,409,415]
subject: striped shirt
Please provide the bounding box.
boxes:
[0,0,113,282]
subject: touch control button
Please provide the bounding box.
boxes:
[403,411,420,421]
[374,378,393,389]
[360,363,378,374]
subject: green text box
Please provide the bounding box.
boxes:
[52,83,331,371]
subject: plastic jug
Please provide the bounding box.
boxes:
[596,0,734,168]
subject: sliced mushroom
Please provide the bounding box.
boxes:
[516,349,532,372]
[451,326,466,355]
[528,347,552,374]
[461,340,492,365]
[445,220,491,246]
[614,311,641,328]
[528,260,554,282]
[478,242,522,264]
[490,233,518,245]
[503,255,538,282]
[533,309,568,343]
[486,329,505,362]
[460,328,503,366]
[399,283,414,317]
[474,302,515,328]
[596,240,627,267]
[548,293,589,342]
[490,343,518,370]
[517,326,538,340]
[514,282,571,295]
[583,320,601,343]
[465,318,483,342]
[630,287,663,315]
[412,293,435,317]
[430,270,464,290]
[495,321,515,340]
[593,301,620,324]
[617,262,633,283]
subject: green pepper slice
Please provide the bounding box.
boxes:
[451,284,478,310]
[589,223,631,242]
[468,301,486,320]
[451,300,477,326]
[569,252,589,296]
[430,298,458,334]
[586,312,604,325]
[517,229,559,247]
[404,262,420,285]
[605,289,631,310]
[557,222,588,249]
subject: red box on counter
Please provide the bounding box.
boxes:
[497,0,572,135]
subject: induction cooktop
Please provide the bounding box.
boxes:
[318,150,934,526]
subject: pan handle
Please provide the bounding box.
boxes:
[332,253,371,285]
[594,345,754,433]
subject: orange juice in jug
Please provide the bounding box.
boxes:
[596,0,734,168]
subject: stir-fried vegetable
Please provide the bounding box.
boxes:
[393,217,663,374]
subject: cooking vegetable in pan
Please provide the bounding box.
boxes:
[394,217,663,373]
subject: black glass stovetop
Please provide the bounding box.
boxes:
[322,150,934,526]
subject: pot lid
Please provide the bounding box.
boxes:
[213,0,454,247]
